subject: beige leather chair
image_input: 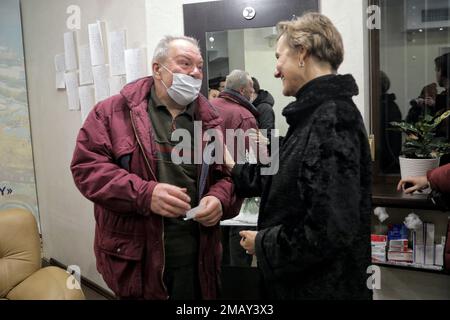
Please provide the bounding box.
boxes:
[0,208,85,300]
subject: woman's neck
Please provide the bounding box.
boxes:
[304,62,335,84]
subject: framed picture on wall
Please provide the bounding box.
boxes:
[0,0,40,231]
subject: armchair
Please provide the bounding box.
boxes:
[0,208,85,300]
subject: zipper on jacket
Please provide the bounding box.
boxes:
[130,110,168,299]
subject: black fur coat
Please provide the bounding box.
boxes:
[232,74,373,300]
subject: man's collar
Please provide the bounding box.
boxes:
[150,86,195,118]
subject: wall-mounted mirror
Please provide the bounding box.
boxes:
[205,27,295,136]
[183,0,319,278]
[371,0,450,181]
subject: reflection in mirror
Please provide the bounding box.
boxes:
[378,0,450,175]
[206,27,296,268]
[205,27,295,137]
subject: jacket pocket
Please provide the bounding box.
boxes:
[98,229,144,298]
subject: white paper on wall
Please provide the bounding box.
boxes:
[92,65,110,103]
[56,72,65,89]
[64,71,80,110]
[55,54,66,89]
[55,54,66,72]
[109,30,127,76]
[109,75,126,96]
[78,45,94,85]
[88,22,106,66]
[125,48,148,84]
[64,31,78,71]
[98,21,109,60]
[79,85,95,123]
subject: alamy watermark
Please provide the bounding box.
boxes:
[367,5,381,30]
[66,5,81,30]
[170,122,280,176]
[366,265,381,290]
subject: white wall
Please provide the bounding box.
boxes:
[145,0,219,65]
[321,0,371,132]
[21,0,147,291]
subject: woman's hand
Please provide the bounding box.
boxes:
[397,176,430,194]
[239,230,258,255]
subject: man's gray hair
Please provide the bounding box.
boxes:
[225,70,252,91]
[152,35,200,63]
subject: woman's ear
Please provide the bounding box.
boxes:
[298,46,308,65]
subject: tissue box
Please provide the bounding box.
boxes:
[425,245,435,265]
[435,244,444,266]
[414,244,425,264]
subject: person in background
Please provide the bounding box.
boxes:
[406,53,450,138]
[210,69,259,267]
[397,164,450,270]
[225,13,372,299]
[208,88,220,101]
[71,35,240,300]
[435,53,450,110]
[379,71,402,173]
[218,76,226,92]
[251,77,275,138]
[208,76,226,93]
[406,82,439,125]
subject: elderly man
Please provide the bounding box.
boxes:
[210,70,259,267]
[71,35,240,300]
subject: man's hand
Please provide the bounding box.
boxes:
[397,176,429,194]
[239,230,258,255]
[194,196,223,227]
[151,183,191,218]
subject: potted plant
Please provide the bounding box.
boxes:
[390,110,450,183]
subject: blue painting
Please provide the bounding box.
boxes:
[0,0,39,229]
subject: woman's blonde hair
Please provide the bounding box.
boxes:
[277,12,344,71]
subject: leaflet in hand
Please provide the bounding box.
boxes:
[183,205,204,221]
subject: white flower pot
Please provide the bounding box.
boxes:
[399,156,440,193]
[399,156,440,178]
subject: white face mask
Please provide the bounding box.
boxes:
[160,64,202,106]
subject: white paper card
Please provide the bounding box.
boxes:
[98,21,108,60]
[88,23,106,66]
[183,205,205,221]
[109,30,127,76]
[125,48,148,83]
[92,65,110,103]
[64,31,78,71]
[54,54,66,72]
[64,71,80,110]
[56,72,65,89]
[109,75,126,96]
[79,85,95,123]
[79,45,94,85]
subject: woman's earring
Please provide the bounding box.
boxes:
[299,61,305,68]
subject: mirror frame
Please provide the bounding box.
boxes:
[183,0,319,97]
[368,0,389,184]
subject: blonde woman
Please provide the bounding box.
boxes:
[226,13,372,299]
